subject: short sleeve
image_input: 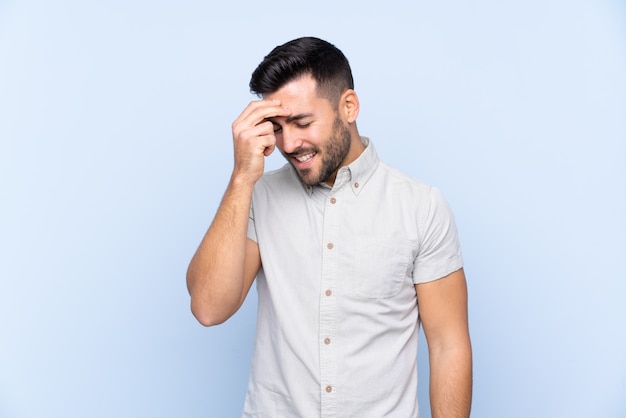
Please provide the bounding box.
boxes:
[412,187,463,284]
[247,201,258,243]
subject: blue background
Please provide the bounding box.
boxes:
[1,1,625,417]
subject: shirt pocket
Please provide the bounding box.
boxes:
[353,238,412,299]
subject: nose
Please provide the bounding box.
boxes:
[278,126,303,154]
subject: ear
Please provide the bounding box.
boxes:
[339,89,360,124]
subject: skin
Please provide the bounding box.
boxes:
[417,269,473,417]
[265,75,364,186]
[186,73,472,417]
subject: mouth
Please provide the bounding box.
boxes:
[294,152,316,164]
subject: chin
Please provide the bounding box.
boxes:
[296,170,319,187]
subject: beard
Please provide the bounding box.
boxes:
[287,116,352,187]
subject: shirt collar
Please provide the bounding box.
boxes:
[303,136,379,196]
[344,136,378,196]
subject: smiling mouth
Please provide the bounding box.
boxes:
[294,152,316,163]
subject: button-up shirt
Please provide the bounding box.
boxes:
[244,137,463,417]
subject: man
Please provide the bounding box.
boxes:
[187,37,472,417]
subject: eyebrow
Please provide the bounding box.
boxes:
[285,113,314,124]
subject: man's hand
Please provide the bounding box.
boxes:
[186,99,289,326]
[231,99,291,185]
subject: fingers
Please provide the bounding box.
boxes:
[232,99,289,152]
[263,143,275,157]
[230,99,290,184]
[234,99,290,133]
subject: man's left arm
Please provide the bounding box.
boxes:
[416,268,472,418]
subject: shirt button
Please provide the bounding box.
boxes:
[354,182,359,188]
[325,289,332,296]
[327,243,334,250]
[324,337,331,345]
[325,385,333,393]
[330,197,337,204]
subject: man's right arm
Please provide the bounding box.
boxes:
[186,99,290,326]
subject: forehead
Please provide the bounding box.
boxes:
[265,75,332,113]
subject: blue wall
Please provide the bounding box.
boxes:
[1,1,624,417]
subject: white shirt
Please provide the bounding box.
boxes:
[244,137,463,417]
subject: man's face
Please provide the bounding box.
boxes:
[265,75,354,186]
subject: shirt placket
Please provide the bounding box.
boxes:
[319,169,349,417]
